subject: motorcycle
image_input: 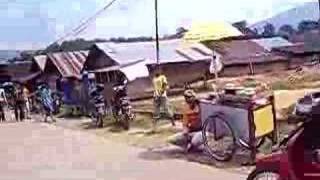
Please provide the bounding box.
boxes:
[90,85,105,128]
[247,112,320,180]
[112,84,135,130]
[52,91,62,114]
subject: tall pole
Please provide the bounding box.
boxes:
[318,0,320,32]
[318,0,320,23]
[155,0,160,64]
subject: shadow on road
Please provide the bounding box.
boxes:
[138,146,252,170]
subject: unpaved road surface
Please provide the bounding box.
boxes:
[0,121,247,180]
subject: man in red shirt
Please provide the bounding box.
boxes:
[168,89,203,152]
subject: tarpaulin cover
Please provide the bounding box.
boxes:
[183,21,242,43]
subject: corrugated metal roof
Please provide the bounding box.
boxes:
[94,39,212,65]
[120,60,149,81]
[251,37,293,51]
[207,39,266,60]
[273,43,320,54]
[206,39,287,65]
[223,54,287,65]
[88,60,149,81]
[47,51,88,78]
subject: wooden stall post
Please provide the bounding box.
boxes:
[247,102,257,165]
[270,95,278,145]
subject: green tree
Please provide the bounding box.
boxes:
[278,24,296,39]
[262,23,276,37]
[232,21,247,32]
[176,27,188,36]
[298,20,319,33]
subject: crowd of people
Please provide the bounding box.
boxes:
[0,68,201,152]
[0,82,57,123]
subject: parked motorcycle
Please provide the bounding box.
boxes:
[90,84,105,128]
[52,91,63,114]
[112,84,135,130]
[247,113,320,180]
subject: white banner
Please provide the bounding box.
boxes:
[209,52,223,74]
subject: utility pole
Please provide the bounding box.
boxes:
[155,0,160,64]
[318,0,320,33]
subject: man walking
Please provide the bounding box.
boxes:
[38,84,56,123]
[14,84,25,122]
[152,69,175,131]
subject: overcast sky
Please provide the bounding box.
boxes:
[0,0,316,49]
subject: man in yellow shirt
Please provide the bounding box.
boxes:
[152,70,174,129]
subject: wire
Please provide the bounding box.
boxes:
[53,0,120,44]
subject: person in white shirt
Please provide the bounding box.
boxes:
[0,88,7,122]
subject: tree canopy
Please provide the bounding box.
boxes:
[298,20,319,33]
[278,24,296,39]
[261,23,276,37]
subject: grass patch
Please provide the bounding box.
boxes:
[131,114,153,129]
[271,71,320,90]
[278,104,295,121]
[271,80,294,90]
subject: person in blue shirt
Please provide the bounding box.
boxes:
[37,84,56,123]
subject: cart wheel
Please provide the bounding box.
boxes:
[202,114,236,162]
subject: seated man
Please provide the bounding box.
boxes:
[168,89,203,152]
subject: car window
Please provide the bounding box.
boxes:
[304,121,320,150]
[312,92,320,99]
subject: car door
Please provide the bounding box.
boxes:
[302,120,320,180]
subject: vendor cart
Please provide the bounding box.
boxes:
[200,93,278,163]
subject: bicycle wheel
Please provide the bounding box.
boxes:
[202,114,236,162]
[239,137,266,150]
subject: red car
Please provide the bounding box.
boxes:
[247,118,320,180]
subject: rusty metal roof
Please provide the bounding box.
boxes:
[47,51,88,78]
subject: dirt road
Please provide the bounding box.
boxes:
[0,121,247,180]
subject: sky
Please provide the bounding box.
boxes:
[0,0,316,50]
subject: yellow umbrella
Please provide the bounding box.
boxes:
[183,21,242,43]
